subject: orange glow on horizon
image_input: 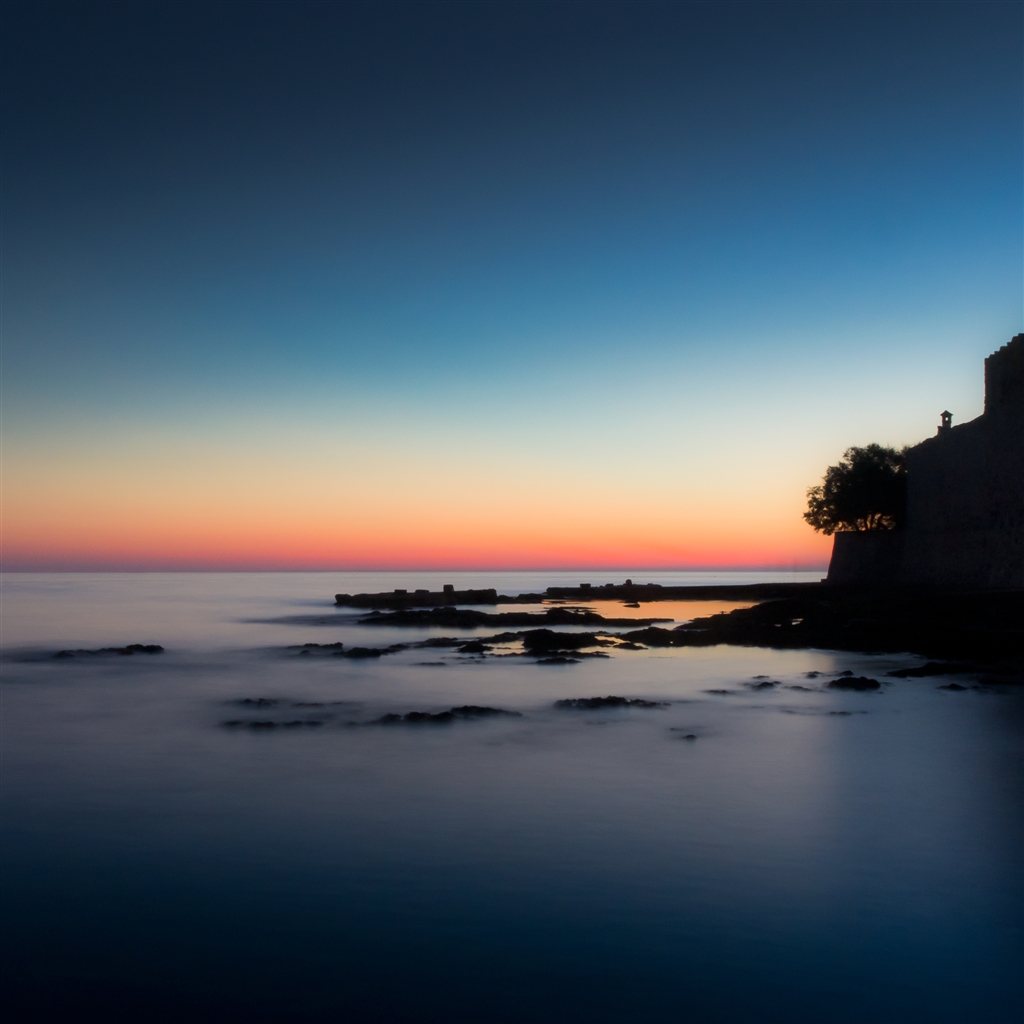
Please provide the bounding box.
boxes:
[2,426,833,572]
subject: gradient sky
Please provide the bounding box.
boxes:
[2,0,1021,571]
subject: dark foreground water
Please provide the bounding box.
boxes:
[2,573,1021,1023]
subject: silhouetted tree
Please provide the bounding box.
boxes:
[804,444,907,535]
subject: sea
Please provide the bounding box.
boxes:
[1,572,1021,1023]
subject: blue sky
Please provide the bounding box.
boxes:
[2,1,1020,569]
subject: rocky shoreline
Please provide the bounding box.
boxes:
[334,581,824,608]
[332,582,1024,677]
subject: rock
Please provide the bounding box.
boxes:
[457,641,491,654]
[938,682,969,691]
[826,676,881,691]
[54,644,164,658]
[745,680,779,690]
[536,656,580,665]
[521,629,610,653]
[450,705,521,718]
[618,627,686,647]
[341,647,383,658]
[336,644,408,659]
[554,696,668,710]
[373,705,521,725]
[359,608,669,629]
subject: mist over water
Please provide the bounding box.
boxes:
[2,573,1021,1023]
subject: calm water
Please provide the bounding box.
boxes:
[1,573,1021,1023]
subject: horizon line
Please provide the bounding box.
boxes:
[0,565,829,575]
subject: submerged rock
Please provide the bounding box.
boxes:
[54,644,164,658]
[520,629,611,653]
[359,607,669,629]
[617,626,686,647]
[457,641,491,654]
[335,644,408,659]
[341,647,383,658]
[373,705,521,725]
[554,696,668,710]
[826,676,881,691]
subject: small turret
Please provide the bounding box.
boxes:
[937,410,952,434]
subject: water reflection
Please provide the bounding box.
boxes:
[1,574,1021,1023]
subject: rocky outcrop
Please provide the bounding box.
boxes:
[356,607,669,628]
[554,696,667,709]
[54,644,164,658]
[335,587,504,608]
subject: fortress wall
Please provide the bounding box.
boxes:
[827,530,903,585]
[897,335,1024,590]
[985,334,1024,416]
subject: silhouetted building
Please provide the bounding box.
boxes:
[828,334,1024,590]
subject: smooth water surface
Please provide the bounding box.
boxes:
[2,573,1021,1023]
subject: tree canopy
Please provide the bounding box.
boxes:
[804,444,907,535]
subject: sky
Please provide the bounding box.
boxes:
[1,0,1021,571]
